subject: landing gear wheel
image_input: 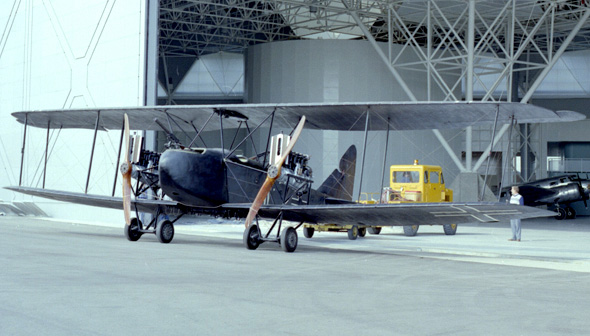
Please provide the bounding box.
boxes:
[443,223,457,235]
[124,218,142,242]
[554,207,567,220]
[156,219,174,244]
[403,225,419,237]
[243,224,261,250]
[303,227,315,239]
[347,225,359,240]
[368,227,382,235]
[566,207,577,219]
[280,227,298,253]
[358,227,367,237]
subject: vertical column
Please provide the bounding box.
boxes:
[465,0,476,172]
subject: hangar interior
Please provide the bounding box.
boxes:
[2,0,590,221]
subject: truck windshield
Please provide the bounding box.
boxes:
[393,171,419,183]
[430,171,439,183]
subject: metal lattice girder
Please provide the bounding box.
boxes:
[159,1,590,100]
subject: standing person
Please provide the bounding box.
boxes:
[509,186,524,241]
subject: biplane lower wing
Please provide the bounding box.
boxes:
[6,186,553,227]
[4,186,182,214]
[229,202,556,226]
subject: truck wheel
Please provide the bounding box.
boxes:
[303,227,315,239]
[347,226,359,240]
[368,227,382,235]
[403,225,419,237]
[443,224,457,235]
[358,227,366,237]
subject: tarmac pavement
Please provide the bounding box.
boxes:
[1,214,589,335]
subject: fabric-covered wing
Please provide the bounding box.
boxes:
[5,186,182,214]
[226,202,555,226]
[11,102,585,133]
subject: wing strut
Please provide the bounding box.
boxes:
[18,114,27,186]
[85,111,100,194]
[356,109,371,202]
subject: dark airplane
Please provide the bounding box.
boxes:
[500,174,590,220]
[6,102,578,252]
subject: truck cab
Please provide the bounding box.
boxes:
[387,160,452,203]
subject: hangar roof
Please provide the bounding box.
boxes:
[159,0,590,57]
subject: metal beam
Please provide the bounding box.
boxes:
[347,8,417,101]
[521,8,590,104]
[433,129,466,172]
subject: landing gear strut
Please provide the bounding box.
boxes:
[242,214,303,253]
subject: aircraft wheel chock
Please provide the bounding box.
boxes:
[368,227,382,235]
[443,224,457,235]
[566,207,576,219]
[124,218,143,242]
[347,225,359,240]
[554,208,567,220]
[243,224,261,250]
[403,225,419,237]
[280,227,298,253]
[156,219,174,244]
[358,227,367,237]
[303,227,314,239]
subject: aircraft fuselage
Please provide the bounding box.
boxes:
[158,148,331,208]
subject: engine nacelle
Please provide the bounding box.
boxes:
[540,183,583,204]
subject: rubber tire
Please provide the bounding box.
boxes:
[566,207,576,219]
[554,207,567,220]
[303,227,315,239]
[243,224,261,250]
[347,225,359,240]
[358,227,367,237]
[368,227,382,235]
[124,218,142,242]
[280,227,298,253]
[156,219,174,244]
[403,225,419,237]
[443,223,457,235]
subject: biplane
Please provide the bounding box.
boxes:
[5,102,582,252]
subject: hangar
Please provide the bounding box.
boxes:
[1,0,590,222]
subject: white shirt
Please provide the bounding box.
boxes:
[510,193,524,205]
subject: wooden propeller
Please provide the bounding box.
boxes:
[244,116,306,228]
[121,114,132,226]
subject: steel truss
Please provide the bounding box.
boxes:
[158,0,590,186]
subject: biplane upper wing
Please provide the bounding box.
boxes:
[6,186,554,226]
[11,101,584,132]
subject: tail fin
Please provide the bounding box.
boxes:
[317,145,357,201]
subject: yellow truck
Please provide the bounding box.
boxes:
[302,160,455,240]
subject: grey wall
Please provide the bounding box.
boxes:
[245,40,463,199]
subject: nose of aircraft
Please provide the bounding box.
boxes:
[159,148,227,206]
